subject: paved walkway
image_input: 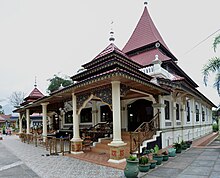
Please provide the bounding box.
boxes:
[0,135,124,178]
[141,135,220,178]
[1,134,220,178]
[0,141,39,178]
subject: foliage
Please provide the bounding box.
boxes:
[128,155,138,161]
[139,156,148,165]
[173,142,182,150]
[8,91,25,107]
[213,34,220,52]
[47,73,73,93]
[213,123,219,132]
[202,34,220,96]
[150,144,160,155]
[0,105,4,114]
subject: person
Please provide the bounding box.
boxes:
[6,128,11,136]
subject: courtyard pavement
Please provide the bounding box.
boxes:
[1,134,220,178]
[0,135,124,178]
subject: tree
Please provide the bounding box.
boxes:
[0,105,4,114]
[202,34,220,95]
[8,91,25,107]
[47,73,72,93]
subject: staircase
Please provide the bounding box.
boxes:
[90,112,160,157]
[90,132,131,156]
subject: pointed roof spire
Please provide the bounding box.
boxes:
[109,20,115,42]
[144,0,148,6]
[34,76,37,88]
[122,5,169,53]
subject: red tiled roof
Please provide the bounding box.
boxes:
[93,43,129,61]
[130,48,170,66]
[28,88,44,98]
[0,114,11,119]
[21,87,44,106]
[123,7,169,53]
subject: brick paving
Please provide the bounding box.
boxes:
[1,133,220,178]
[0,135,124,178]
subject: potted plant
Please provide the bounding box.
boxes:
[151,145,163,165]
[185,140,192,148]
[124,155,139,178]
[181,140,188,150]
[149,159,157,169]
[138,155,150,172]
[173,142,182,153]
[162,150,169,161]
[168,147,176,157]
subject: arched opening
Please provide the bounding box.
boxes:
[127,99,153,131]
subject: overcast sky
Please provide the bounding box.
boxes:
[0,0,219,112]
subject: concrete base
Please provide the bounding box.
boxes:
[108,142,127,163]
[71,151,84,154]
[108,158,126,164]
[71,140,83,153]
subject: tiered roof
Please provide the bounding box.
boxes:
[21,86,44,106]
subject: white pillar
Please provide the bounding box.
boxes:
[41,102,49,139]
[92,101,97,125]
[191,98,195,139]
[109,81,124,145]
[71,93,81,141]
[19,113,22,133]
[26,109,30,134]
[158,95,166,129]
[173,101,177,127]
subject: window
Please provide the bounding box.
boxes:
[164,100,170,120]
[196,104,199,122]
[202,107,205,122]
[186,101,190,122]
[80,108,92,123]
[176,103,180,120]
[100,105,112,122]
[206,108,208,121]
[65,111,73,124]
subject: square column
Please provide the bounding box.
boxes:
[108,81,126,163]
[41,102,49,141]
[71,93,83,154]
[26,109,30,134]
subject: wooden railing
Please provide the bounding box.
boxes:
[19,133,71,156]
[46,136,71,156]
[130,112,160,155]
[81,121,113,142]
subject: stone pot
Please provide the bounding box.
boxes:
[138,163,150,172]
[153,154,163,165]
[124,159,139,178]
[149,160,157,169]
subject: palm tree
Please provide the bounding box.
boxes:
[202,34,220,95]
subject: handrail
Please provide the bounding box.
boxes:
[134,112,159,132]
[130,112,160,155]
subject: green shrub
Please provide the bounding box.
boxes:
[213,124,219,132]
[128,155,138,161]
[139,156,148,165]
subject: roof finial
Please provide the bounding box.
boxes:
[34,76,37,88]
[109,20,115,43]
[144,0,148,6]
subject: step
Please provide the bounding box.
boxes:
[95,143,110,150]
[91,147,109,154]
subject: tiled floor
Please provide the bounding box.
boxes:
[66,132,219,172]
